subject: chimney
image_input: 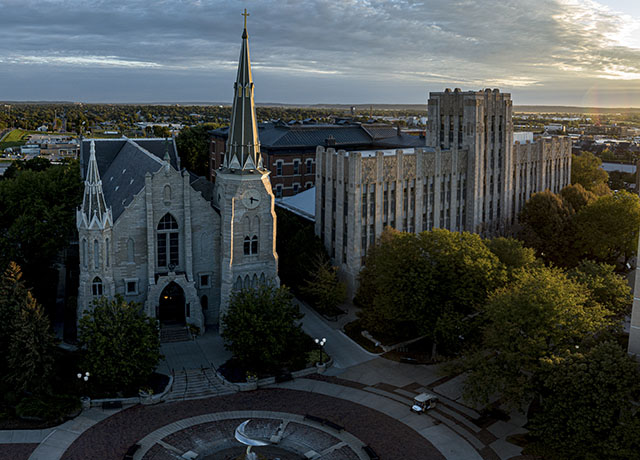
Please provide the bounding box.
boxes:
[325,135,336,147]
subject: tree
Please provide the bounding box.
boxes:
[568,260,632,316]
[463,267,616,408]
[275,207,329,296]
[559,183,597,213]
[484,237,539,279]
[518,190,574,265]
[301,257,347,315]
[3,157,52,179]
[571,151,610,195]
[0,262,28,368]
[7,291,56,395]
[175,125,214,176]
[0,161,82,309]
[357,228,506,354]
[574,190,640,265]
[531,341,640,459]
[78,296,161,395]
[221,284,306,374]
[152,125,171,138]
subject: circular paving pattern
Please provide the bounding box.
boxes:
[61,388,445,460]
[139,412,365,459]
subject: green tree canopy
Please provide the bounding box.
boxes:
[357,228,506,352]
[78,296,161,395]
[574,190,640,265]
[571,151,610,195]
[463,266,616,408]
[7,290,56,395]
[559,183,597,213]
[518,190,574,265]
[568,260,632,316]
[221,284,306,374]
[175,124,215,176]
[484,237,539,279]
[0,262,28,369]
[0,160,82,308]
[531,341,640,459]
[301,257,347,316]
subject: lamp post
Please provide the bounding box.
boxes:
[314,337,327,365]
[77,371,90,409]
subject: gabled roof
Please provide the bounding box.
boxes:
[211,122,424,152]
[80,138,212,221]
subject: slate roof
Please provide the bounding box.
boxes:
[210,122,424,152]
[80,138,214,221]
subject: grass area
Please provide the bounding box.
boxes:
[343,320,384,353]
[0,129,28,150]
[2,128,26,143]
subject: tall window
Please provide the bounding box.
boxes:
[157,213,179,268]
[92,277,103,296]
[94,240,100,269]
[306,159,313,174]
[244,236,258,255]
[82,239,88,267]
[127,238,135,263]
[276,160,283,176]
[293,160,300,175]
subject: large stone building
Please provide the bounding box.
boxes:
[210,122,423,198]
[315,89,572,293]
[77,22,278,331]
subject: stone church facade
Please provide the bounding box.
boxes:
[77,22,278,331]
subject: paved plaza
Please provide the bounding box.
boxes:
[0,299,527,460]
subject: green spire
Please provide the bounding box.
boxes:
[224,9,262,171]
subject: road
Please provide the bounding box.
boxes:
[295,298,378,370]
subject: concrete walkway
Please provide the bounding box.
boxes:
[157,326,232,374]
[27,406,130,460]
[295,299,378,370]
[271,378,482,460]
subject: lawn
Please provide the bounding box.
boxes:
[0,129,28,150]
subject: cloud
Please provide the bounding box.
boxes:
[0,0,639,105]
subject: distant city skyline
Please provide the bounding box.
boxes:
[1,0,640,107]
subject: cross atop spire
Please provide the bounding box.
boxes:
[242,8,249,30]
[223,13,263,172]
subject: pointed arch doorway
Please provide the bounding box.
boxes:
[159,282,186,325]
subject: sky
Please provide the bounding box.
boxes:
[1,0,640,107]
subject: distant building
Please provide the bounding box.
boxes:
[209,122,423,197]
[315,89,572,294]
[20,144,40,156]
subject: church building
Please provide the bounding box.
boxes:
[77,21,278,332]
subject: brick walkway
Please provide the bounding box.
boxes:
[0,443,38,460]
[60,389,444,460]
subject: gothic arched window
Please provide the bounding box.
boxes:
[157,213,179,268]
[244,236,251,255]
[105,238,110,267]
[235,276,242,291]
[251,235,258,255]
[92,277,103,296]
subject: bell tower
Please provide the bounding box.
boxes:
[216,10,279,324]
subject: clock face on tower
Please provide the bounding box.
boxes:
[242,189,261,209]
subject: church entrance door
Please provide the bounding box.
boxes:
[159,282,186,325]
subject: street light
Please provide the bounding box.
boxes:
[77,371,90,382]
[314,337,327,365]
